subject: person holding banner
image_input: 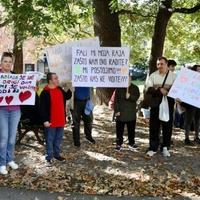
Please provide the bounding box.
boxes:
[72,87,95,148]
[0,52,21,175]
[114,74,140,151]
[40,73,72,164]
[178,65,200,145]
[145,57,176,157]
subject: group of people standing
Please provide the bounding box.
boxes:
[0,52,95,175]
[112,57,200,158]
[0,52,200,176]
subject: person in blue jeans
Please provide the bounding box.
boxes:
[40,73,72,164]
[0,52,21,175]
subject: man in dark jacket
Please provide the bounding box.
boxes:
[40,73,72,164]
[114,75,140,151]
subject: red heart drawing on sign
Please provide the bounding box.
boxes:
[5,96,13,105]
[0,97,3,103]
[19,91,32,102]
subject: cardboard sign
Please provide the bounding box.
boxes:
[72,47,130,88]
[0,73,37,106]
[168,68,200,108]
[45,37,100,84]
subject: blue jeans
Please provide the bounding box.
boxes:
[44,127,64,161]
[0,109,21,166]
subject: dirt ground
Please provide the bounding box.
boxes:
[0,105,200,199]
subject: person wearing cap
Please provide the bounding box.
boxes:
[114,74,140,151]
[72,87,95,148]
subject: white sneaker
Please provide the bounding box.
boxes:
[162,147,170,157]
[146,150,156,157]
[8,161,19,170]
[0,166,8,175]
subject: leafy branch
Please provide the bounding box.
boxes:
[172,3,200,14]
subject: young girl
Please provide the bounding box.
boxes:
[114,75,140,151]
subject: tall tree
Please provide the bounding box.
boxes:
[149,0,173,74]
[93,0,121,104]
[110,0,200,72]
[149,1,200,73]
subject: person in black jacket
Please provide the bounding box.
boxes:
[40,73,72,164]
[114,75,140,151]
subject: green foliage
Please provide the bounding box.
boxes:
[110,0,200,65]
[165,11,200,64]
[0,0,93,43]
[0,0,199,65]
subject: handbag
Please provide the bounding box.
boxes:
[159,96,169,122]
[143,70,169,108]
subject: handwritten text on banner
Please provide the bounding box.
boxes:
[0,74,36,106]
[168,68,200,108]
[72,47,130,88]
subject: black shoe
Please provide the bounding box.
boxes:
[74,143,81,148]
[86,137,96,144]
[54,156,65,161]
[115,145,122,151]
[46,159,53,166]
[194,138,200,144]
[184,138,194,146]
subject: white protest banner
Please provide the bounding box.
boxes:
[45,37,100,84]
[72,47,130,88]
[168,68,200,108]
[0,73,37,106]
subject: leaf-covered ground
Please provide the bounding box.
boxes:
[1,105,200,199]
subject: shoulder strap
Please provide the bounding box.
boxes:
[161,70,169,88]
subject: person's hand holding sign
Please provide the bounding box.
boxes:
[160,88,168,96]
[44,121,51,128]
[176,98,182,104]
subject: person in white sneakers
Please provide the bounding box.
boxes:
[0,52,21,175]
[145,57,176,157]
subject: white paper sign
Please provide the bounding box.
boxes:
[72,47,130,88]
[45,37,100,83]
[26,71,45,81]
[0,73,37,106]
[168,68,200,108]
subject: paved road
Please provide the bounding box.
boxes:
[0,187,199,200]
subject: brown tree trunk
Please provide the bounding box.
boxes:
[93,0,121,104]
[149,0,172,74]
[13,31,23,73]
